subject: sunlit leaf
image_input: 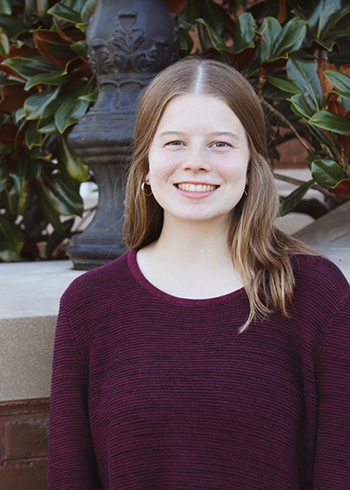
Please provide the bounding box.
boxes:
[47,3,81,24]
[279,179,314,216]
[234,12,255,53]
[45,174,83,216]
[0,215,24,261]
[324,70,350,101]
[36,178,63,232]
[195,18,231,53]
[24,87,60,120]
[2,54,57,79]
[267,76,302,94]
[287,57,323,111]
[59,134,88,182]
[311,158,348,189]
[81,0,98,21]
[309,109,350,135]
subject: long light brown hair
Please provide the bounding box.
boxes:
[123,57,316,331]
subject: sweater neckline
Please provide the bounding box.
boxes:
[127,248,246,307]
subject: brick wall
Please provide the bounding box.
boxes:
[0,399,49,490]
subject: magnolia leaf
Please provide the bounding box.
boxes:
[307,0,340,38]
[59,134,88,182]
[0,14,29,39]
[287,57,323,111]
[311,158,348,189]
[24,87,60,120]
[195,18,231,53]
[328,178,350,196]
[25,122,42,149]
[234,12,255,53]
[36,178,63,232]
[0,1,11,15]
[47,3,81,24]
[70,40,86,58]
[2,54,57,79]
[45,174,83,216]
[81,0,97,21]
[79,87,97,102]
[55,89,89,134]
[279,179,314,216]
[324,70,350,101]
[289,94,315,119]
[25,69,70,90]
[0,215,24,261]
[186,0,223,33]
[309,109,350,136]
[267,76,302,94]
[0,27,9,56]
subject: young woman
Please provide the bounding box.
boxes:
[48,58,350,490]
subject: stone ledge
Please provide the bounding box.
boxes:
[0,261,84,402]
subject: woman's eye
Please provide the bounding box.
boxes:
[166,140,183,146]
[211,141,230,148]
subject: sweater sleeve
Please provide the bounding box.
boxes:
[47,304,102,490]
[313,292,350,489]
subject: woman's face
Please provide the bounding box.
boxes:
[147,93,250,228]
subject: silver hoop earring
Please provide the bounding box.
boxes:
[141,181,152,197]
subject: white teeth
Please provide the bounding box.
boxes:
[177,183,217,192]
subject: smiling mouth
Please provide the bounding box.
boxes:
[176,183,218,192]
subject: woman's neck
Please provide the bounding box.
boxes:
[136,217,244,299]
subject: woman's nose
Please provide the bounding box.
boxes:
[181,147,212,172]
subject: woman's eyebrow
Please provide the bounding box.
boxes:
[158,130,240,142]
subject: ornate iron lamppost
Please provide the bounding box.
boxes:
[67,0,180,269]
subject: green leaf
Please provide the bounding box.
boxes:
[324,70,350,101]
[195,18,231,53]
[185,0,223,33]
[2,54,57,79]
[0,14,29,39]
[24,87,60,120]
[70,41,87,59]
[309,109,350,136]
[25,122,42,149]
[81,0,97,21]
[288,94,315,119]
[308,0,341,39]
[259,18,306,64]
[267,76,302,94]
[0,1,11,15]
[0,27,9,56]
[311,158,348,190]
[234,12,255,53]
[54,80,92,133]
[59,134,88,182]
[47,3,81,24]
[55,92,89,134]
[45,174,83,216]
[0,215,24,261]
[287,57,322,111]
[279,179,314,216]
[36,178,63,232]
[79,87,97,102]
[25,69,70,90]
[9,162,29,216]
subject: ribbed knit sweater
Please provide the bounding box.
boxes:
[48,250,350,490]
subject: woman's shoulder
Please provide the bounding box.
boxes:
[290,253,350,315]
[60,250,134,309]
[291,253,349,291]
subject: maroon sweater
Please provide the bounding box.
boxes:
[48,250,350,490]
